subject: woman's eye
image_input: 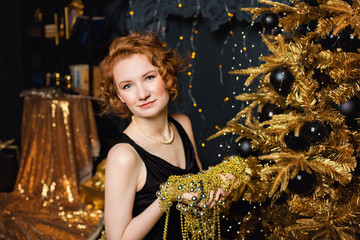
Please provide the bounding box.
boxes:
[122,84,131,89]
[145,75,154,81]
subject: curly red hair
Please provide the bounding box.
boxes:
[98,31,189,119]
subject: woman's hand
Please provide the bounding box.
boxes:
[206,173,235,208]
[177,172,236,209]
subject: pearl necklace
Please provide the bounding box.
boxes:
[131,116,174,144]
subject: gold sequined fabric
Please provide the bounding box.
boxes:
[0,90,103,240]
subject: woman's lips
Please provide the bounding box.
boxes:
[139,100,156,108]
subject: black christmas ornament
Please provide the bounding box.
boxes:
[236,138,253,158]
[339,97,360,117]
[288,171,316,195]
[259,103,284,123]
[261,13,279,29]
[312,69,331,89]
[270,67,294,95]
[299,20,318,36]
[339,27,360,53]
[300,120,329,144]
[284,130,310,151]
[304,0,319,6]
[319,33,339,51]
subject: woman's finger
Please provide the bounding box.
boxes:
[215,188,226,201]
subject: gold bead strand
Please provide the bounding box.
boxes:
[163,212,170,240]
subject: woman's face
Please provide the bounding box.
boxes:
[113,53,169,118]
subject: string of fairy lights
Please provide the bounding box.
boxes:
[127,1,268,163]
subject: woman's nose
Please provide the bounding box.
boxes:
[137,84,150,100]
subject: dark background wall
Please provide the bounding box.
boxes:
[0,0,23,147]
[0,0,267,169]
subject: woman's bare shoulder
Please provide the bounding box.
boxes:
[169,113,192,128]
[170,113,194,135]
[106,143,140,170]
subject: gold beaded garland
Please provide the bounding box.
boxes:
[157,155,246,239]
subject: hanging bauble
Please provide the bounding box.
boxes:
[339,27,360,53]
[312,69,331,89]
[259,103,284,123]
[236,138,253,158]
[319,33,339,51]
[299,20,318,36]
[270,67,294,95]
[339,97,360,117]
[300,120,329,144]
[284,130,310,151]
[288,171,316,195]
[304,0,319,6]
[261,13,279,29]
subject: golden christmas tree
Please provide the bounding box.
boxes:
[208,0,360,239]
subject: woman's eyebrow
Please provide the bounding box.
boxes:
[141,69,157,77]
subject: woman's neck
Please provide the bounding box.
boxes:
[129,111,173,144]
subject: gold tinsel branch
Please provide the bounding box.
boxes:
[332,194,360,226]
[285,191,360,239]
[240,157,269,203]
[326,82,360,106]
[290,75,319,110]
[240,0,298,22]
[308,157,353,185]
[259,113,304,137]
[230,34,291,86]
[289,195,328,217]
[258,155,309,197]
[320,0,360,36]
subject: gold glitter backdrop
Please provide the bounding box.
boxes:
[0,89,103,240]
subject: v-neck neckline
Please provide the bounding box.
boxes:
[122,118,188,170]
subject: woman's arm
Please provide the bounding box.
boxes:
[104,144,164,240]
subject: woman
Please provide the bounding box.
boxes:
[99,31,228,240]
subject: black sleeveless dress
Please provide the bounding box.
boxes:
[117,117,200,240]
